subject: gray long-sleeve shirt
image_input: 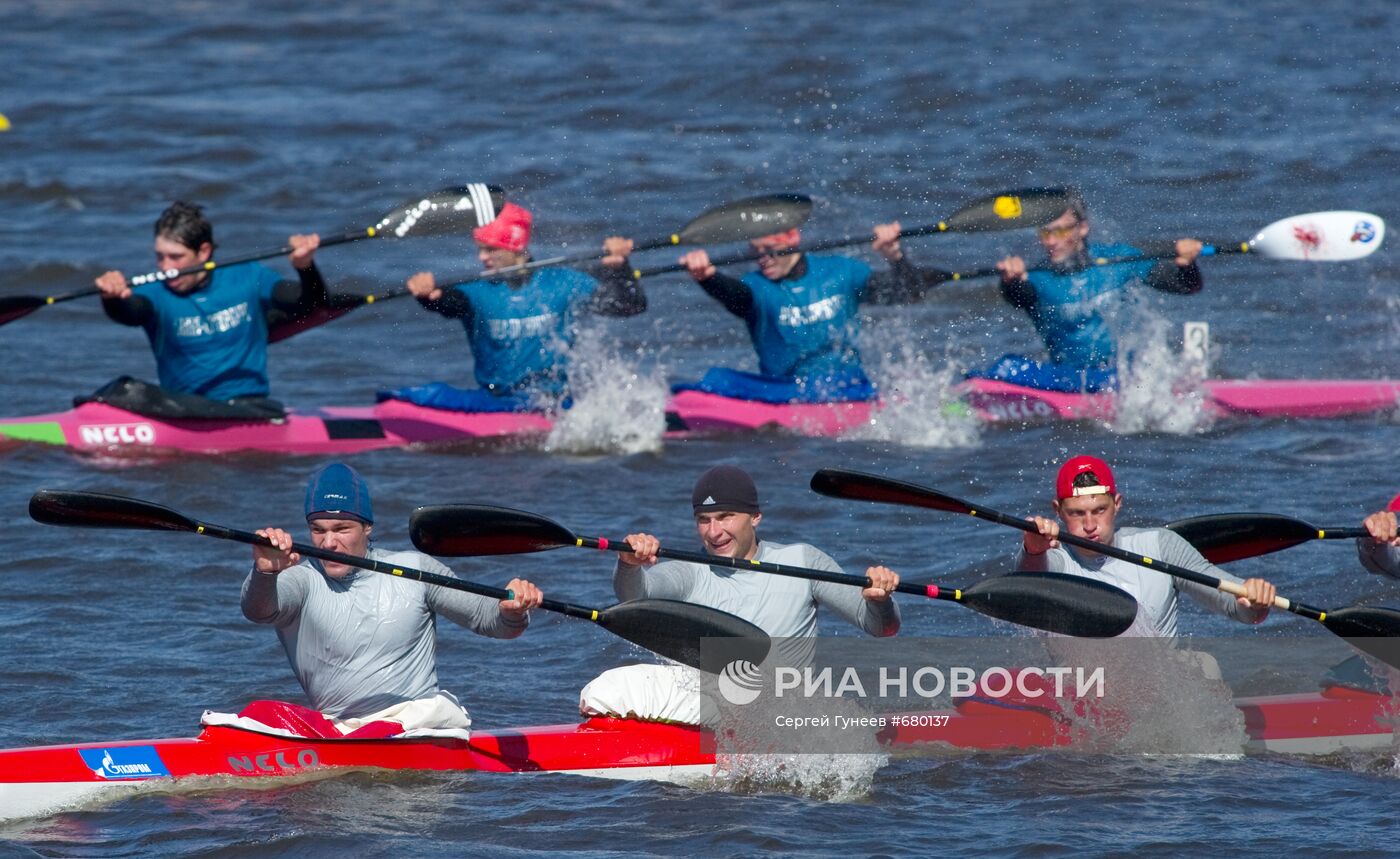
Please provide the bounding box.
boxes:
[241,547,527,719]
[1016,527,1267,637]
[1357,538,1400,578]
[615,539,900,666]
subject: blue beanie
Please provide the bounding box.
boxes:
[305,463,373,524]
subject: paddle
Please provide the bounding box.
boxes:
[919,210,1389,287]
[807,468,1400,666]
[313,192,816,321]
[405,504,1140,638]
[472,193,813,281]
[0,185,506,328]
[27,490,770,674]
[628,187,1074,280]
[1165,513,1368,564]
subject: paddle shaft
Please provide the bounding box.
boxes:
[127,228,373,287]
[22,227,373,314]
[1319,528,1369,540]
[574,534,947,600]
[475,232,688,281]
[193,520,614,623]
[955,502,1325,618]
[935,242,1244,285]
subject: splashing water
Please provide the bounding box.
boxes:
[849,332,981,449]
[700,751,888,801]
[1110,302,1212,436]
[544,329,668,455]
[1045,639,1246,756]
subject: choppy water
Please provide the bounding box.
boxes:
[3,0,1400,855]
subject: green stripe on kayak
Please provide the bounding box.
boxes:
[0,422,67,445]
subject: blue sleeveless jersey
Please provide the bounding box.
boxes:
[134,264,281,399]
[740,255,872,379]
[1021,242,1155,368]
[451,268,599,393]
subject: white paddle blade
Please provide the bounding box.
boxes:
[1247,211,1385,261]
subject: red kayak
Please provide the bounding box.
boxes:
[3,682,1393,821]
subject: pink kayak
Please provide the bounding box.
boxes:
[0,394,883,456]
[958,378,1400,424]
[2,377,1397,456]
[0,400,555,456]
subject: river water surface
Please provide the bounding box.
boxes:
[3,1,1400,856]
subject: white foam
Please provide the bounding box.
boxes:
[848,327,981,449]
[545,328,668,455]
[1110,299,1213,436]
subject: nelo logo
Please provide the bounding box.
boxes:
[79,423,156,446]
[227,748,320,774]
[717,660,764,705]
[981,400,1055,422]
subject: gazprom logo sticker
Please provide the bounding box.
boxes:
[717,659,764,705]
[1352,220,1378,244]
[79,746,171,780]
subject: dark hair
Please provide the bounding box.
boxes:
[1072,471,1105,490]
[1063,188,1088,223]
[154,201,215,251]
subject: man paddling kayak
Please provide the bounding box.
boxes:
[388,202,645,412]
[1357,495,1400,577]
[242,463,543,736]
[673,222,936,403]
[975,191,1204,393]
[94,201,329,412]
[618,465,901,641]
[1022,455,1276,636]
[580,465,900,723]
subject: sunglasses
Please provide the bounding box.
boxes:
[1037,221,1082,240]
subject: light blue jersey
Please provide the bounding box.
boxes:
[133,264,282,399]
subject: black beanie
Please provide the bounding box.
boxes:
[691,465,761,514]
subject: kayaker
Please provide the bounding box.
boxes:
[974,191,1204,393]
[672,222,936,403]
[1021,454,1276,636]
[388,202,645,412]
[579,465,900,724]
[241,463,543,737]
[93,201,328,412]
[1357,495,1400,577]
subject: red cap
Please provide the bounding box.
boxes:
[1386,492,1400,513]
[754,227,802,248]
[1056,455,1117,499]
[473,202,532,252]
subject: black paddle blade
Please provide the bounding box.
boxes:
[29,490,198,532]
[810,468,974,515]
[268,292,369,343]
[595,599,771,673]
[677,193,813,244]
[1165,513,1318,564]
[371,184,507,239]
[944,187,1072,233]
[0,296,45,325]
[960,572,1138,638]
[1321,606,1400,669]
[409,504,576,557]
